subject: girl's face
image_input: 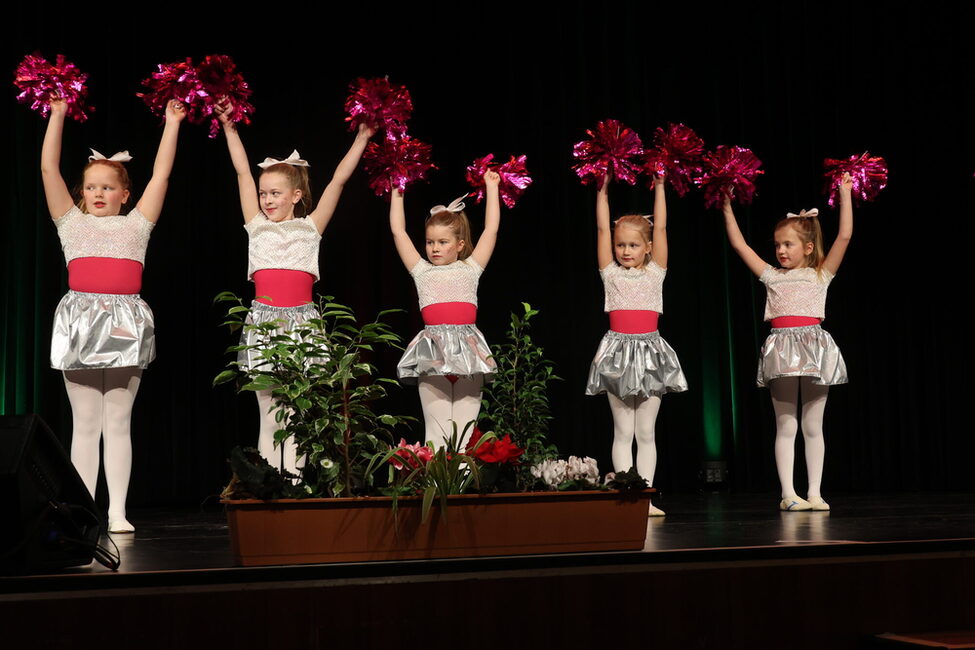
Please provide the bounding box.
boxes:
[774,225,814,269]
[614,225,652,269]
[425,225,465,266]
[83,164,130,217]
[259,171,302,222]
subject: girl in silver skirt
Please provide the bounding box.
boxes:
[41,97,186,534]
[586,172,687,516]
[216,101,375,474]
[388,171,502,450]
[721,173,854,512]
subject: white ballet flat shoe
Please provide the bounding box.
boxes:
[108,518,135,534]
[779,496,812,511]
[806,495,830,511]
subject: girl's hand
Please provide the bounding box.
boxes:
[839,171,853,195]
[358,122,376,139]
[653,173,665,188]
[165,99,186,123]
[483,170,500,187]
[721,191,734,215]
[48,95,67,118]
[215,97,234,126]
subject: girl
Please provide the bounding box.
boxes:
[41,97,185,534]
[216,101,374,476]
[389,172,500,449]
[586,173,688,516]
[721,173,853,511]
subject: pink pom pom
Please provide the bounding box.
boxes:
[698,145,764,209]
[195,54,254,138]
[14,53,92,122]
[137,59,209,125]
[572,119,644,189]
[823,152,888,206]
[465,154,533,209]
[345,77,413,139]
[643,123,706,197]
[363,135,436,196]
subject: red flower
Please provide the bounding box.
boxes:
[389,438,433,470]
[466,428,524,465]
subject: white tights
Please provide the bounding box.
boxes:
[769,376,828,499]
[417,375,483,449]
[63,368,142,526]
[256,389,298,476]
[608,393,662,486]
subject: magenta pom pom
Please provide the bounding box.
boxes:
[363,135,436,196]
[465,154,533,208]
[137,59,209,124]
[14,53,92,122]
[699,145,764,209]
[195,54,254,138]
[643,123,706,196]
[572,119,644,189]
[345,77,413,139]
[823,152,888,206]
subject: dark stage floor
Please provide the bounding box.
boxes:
[3,491,974,594]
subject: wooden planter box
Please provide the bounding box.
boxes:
[224,489,652,566]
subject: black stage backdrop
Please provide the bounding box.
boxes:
[3,4,972,508]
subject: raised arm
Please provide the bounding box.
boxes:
[217,100,259,222]
[308,123,375,234]
[389,188,422,270]
[471,171,500,268]
[595,174,614,270]
[649,175,668,269]
[135,100,185,223]
[40,98,74,219]
[722,195,768,276]
[822,173,853,274]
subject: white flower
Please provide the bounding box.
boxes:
[530,459,567,487]
[320,458,335,469]
[566,456,600,485]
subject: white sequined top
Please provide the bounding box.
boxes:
[245,214,321,281]
[410,258,483,309]
[760,265,834,321]
[54,206,154,266]
[600,261,666,313]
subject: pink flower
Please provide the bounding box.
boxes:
[389,438,433,471]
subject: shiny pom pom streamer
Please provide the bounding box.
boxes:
[698,145,764,209]
[14,53,92,122]
[572,119,644,189]
[137,59,209,125]
[823,152,888,206]
[642,123,706,197]
[363,135,436,196]
[195,54,255,138]
[465,154,533,208]
[345,77,413,139]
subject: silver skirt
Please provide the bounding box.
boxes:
[757,324,848,387]
[51,291,155,370]
[396,324,496,385]
[586,330,688,398]
[237,301,321,372]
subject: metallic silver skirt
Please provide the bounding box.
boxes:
[237,301,321,372]
[396,324,496,385]
[50,291,155,370]
[586,330,688,398]
[757,324,848,387]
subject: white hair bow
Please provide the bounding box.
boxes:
[88,149,132,163]
[430,194,468,216]
[257,150,310,169]
[786,208,819,219]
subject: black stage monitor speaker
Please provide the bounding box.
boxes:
[0,414,102,574]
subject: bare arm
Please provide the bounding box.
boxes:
[40,99,74,219]
[471,171,501,268]
[722,195,768,276]
[308,123,375,234]
[649,175,668,269]
[389,188,422,270]
[596,174,614,270]
[822,173,853,274]
[217,101,259,222]
[136,100,186,223]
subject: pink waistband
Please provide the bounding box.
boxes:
[68,257,143,294]
[609,310,659,334]
[422,302,477,326]
[770,316,822,328]
[253,269,315,307]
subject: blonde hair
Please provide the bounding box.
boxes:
[260,163,312,218]
[425,209,474,260]
[774,215,825,270]
[614,214,652,265]
[74,160,131,213]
